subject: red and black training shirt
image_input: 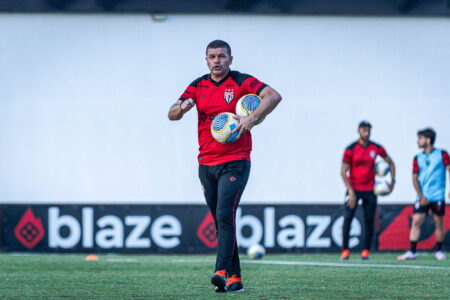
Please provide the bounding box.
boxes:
[179,70,267,166]
[342,141,388,191]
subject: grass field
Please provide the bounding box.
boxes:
[0,253,448,299]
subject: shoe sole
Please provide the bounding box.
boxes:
[397,257,416,261]
[227,288,244,292]
[211,276,226,293]
[340,257,349,261]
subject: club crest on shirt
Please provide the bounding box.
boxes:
[224,89,234,104]
[370,151,376,159]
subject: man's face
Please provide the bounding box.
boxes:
[206,47,232,78]
[358,126,371,142]
[417,135,429,148]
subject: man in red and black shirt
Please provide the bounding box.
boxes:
[168,40,281,293]
[340,121,396,260]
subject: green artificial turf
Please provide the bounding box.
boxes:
[0,253,448,299]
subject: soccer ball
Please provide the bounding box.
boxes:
[374,180,390,196]
[247,244,265,260]
[235,94,265,125]
[375,161,390,176]
[211,112,240,144]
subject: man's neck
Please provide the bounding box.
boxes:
[210,70,229,83]
[358,138,369,147]
[423,145,434,154]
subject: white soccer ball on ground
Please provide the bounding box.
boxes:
[235,94,265,125]
[247,244,265,260]
[375,161,390,177]
[374,180,390,196]
[211,112,240,144]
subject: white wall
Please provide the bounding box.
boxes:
[0,14,449,204]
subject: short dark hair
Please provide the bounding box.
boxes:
[417,128,436,145]
[206,40,231,56]
[358,120,372,129]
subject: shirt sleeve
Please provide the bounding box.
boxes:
[378,146,387,158]
[413,156,419,174]
[442,150,450,166]
[343,149,352,164]
[241,76,267,96]
[178,79,199,102]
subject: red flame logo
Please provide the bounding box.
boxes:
[197,211,217,248]
[14,208,45,248]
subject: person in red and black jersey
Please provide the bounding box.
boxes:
[340,121,396,260]
[168,40,281,293]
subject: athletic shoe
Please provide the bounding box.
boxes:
[361,249,370,260]
[226,275,244,292]
[340,249,350,260]
[397,251,417,260]
[211,269,227,293]
[435,251,446,260]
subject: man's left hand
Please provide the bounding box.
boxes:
[232,115,257,139]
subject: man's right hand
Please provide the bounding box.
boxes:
[347,190,357,209]
[180,98,195,113]
[419,195,429,206]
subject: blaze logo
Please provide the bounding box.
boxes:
[14,208,45,248]
[230,177,236,182]
[197,212,217,248]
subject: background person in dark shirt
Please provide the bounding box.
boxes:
[340,121,396,260]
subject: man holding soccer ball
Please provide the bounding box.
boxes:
[168,40,281,292]
[340,121,396,260]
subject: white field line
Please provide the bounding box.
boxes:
[106,258,139,263]
[172,259,450,271]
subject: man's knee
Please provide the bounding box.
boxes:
[412,215,425,228]
[216,210,234,228]
[365,216,375,226]
[343,211,355,224]
[434,215,444,227]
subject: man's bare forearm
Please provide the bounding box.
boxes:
[168,102,183,120]
[251,86,282,122]
[341,163,354,193]
[412,174,423,198]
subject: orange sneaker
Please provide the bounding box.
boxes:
[226,275,244,292]
[340,249,350,260]
[211,269,227,293]
[361,249,370,260]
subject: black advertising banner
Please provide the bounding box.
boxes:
[0,0,449,16]
[1,204,449,253]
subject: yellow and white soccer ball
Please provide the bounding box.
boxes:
[247,244,265,260]
[375,161,390,176]
[235,94,265,125]
[211,112,240,144]
[374,180,390,196]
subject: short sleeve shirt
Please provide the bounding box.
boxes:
[413,148,450,201]
[342,141,388,191]
[179,70,267,166]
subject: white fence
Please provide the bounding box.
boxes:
[0,14,449,203]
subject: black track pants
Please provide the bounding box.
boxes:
[342,190,377,250]
[199,159,250,277]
